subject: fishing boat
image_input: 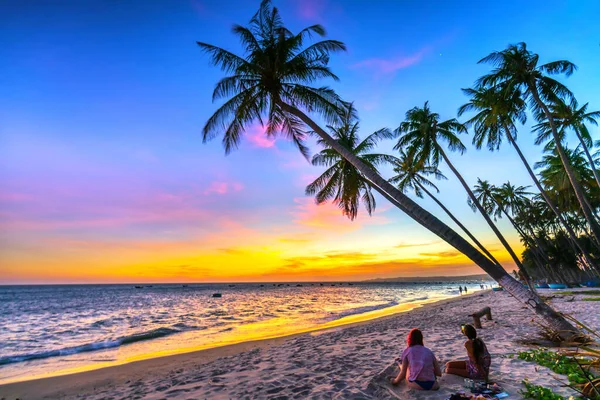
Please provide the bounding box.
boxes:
[548,283,568,289]
[535,283,550,289]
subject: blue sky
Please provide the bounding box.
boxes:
[0,0,598,283]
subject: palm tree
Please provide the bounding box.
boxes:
[477,42,600,243]
[389,150,500,265]
[394,103,534,288]
[533,98,600,187]
[199,1,576,335]
[459,85,595,269]
[535,146,600,218]
[305,106,395,220]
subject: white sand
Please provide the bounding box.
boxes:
[1,289,597,399]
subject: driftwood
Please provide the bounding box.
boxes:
[470,307,492,329]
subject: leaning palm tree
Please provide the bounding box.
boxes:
[389,151,500,266]
[477,42,600,243]
[305,106,395,220]
[459,85,595,269]
[394,102,533,287]
[199,0,576,335]
[533,98,600,187]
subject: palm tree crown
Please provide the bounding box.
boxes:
[533,98,600,150]
[198,0,346,157]
[394,101,467,166]
[458,85,526,151]
[305,106,395,220]
[477,42,576,112]
[389,150,447,198]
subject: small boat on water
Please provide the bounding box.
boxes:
[536,283,550,289]
[548,283,568,290]
[134,286,143,289]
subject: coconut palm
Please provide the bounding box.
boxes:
[535,146,600,217]
[459,85,594,267]
[394,103,533,288]
[305,106,395,220]
[477,42,600,243]
[533,98,600,187]
[389,150,500,265]
[200,1,576,335]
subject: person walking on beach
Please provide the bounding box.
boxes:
[463,286,468,294]
[444,324,491,381]
[459,286,463,295]
[391,328,442,390]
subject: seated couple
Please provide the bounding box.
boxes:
[391,325,491,391]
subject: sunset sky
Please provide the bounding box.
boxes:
[1,0,599,283]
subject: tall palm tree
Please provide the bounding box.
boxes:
[535,146,600,217]
[389,150,500,265]
[199,1,576,335]
[458,85,594,268]
[394,103,533,287]
[477,42,600,243]
[305,106,395,220]
[533,98,600,187]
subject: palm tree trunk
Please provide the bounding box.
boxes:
[281,102,577,337]
[573,128,600,188]
[437,146,536,292]
[504,124,600,268]
[415,181,501,266]
[529,87,600,244]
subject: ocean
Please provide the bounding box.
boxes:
[0,281,490,384]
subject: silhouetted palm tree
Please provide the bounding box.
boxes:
[199,1,575,335]
[305,106,395,220]
[533,98,600,187]
[389,150,500,265]
[395,102,533,287]
[459,85,593,268]
[478,42,600,243]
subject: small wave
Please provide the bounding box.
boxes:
[0,327,181,366]
[410,295,429,301]
[323,301,399,322]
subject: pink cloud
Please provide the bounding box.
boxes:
[0,192,33,202]
[246,124,276,149]
[353,46,431,76]
[203,181,244,195]
[296,0,327,20]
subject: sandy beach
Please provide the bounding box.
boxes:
[1,289,597,399]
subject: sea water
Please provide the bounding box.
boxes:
[0,282,489,383]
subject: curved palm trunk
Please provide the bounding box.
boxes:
[437,146,536,292]
[503,125,600,265]
[530,87,600,244]
[573,128,600,188]
[281,102,577,337]
[415,181,501,266]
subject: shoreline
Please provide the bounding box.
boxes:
[0,291,484,394]
[3,289,594,399]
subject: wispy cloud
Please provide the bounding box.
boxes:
[246,124,276,149]
[295,0,327,21]
[353,46,431,77]
[203,181,244,195]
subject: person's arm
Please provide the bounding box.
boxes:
[392,358,408,385]
[465,340,476,362]
[433,357,442,377]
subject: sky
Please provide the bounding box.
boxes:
[1,0,599,284]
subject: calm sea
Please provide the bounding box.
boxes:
[0,281,489,384]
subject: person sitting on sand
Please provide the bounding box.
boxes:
[391,328,442,390]
[445,324,491,381]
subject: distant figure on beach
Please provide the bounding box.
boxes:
[445,324,491,381]
[391,328,442,390]
[459,286,463,295]
[463,286,468,294]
